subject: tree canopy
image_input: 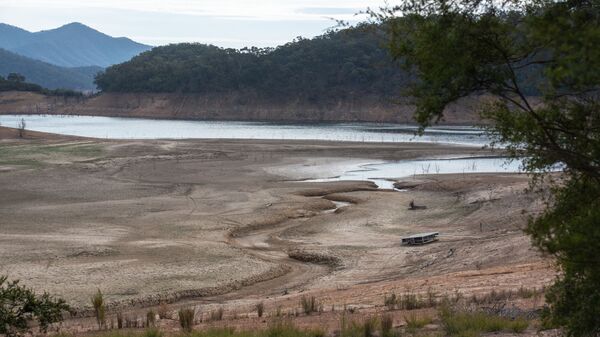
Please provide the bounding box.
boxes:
[0,73,83,97]
[0,73,43,92]
[94,25,411,102]
[378,0,600,335]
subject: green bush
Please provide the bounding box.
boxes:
[439,306,529,336]
[86,332,131,337]
[188,328,238,337]
[266,321,324,337]
[510,320,529,333]
[143,328,163,337]
[338,315,386,337]
[405,312,432,332]
[0,276,70,336]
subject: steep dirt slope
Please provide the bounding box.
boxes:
[0,91,482,124]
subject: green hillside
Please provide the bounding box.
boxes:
[95,23,544,101]
[95,25,410,102]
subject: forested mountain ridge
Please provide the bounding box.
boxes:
[95,23,542,102]
[94,26,411,102]
[0,22,151,67]
[0,48,101,91]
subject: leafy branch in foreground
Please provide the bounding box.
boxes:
[0,275,70,336]
[377,0,600,336]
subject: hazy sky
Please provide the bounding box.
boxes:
[0,0,388,48]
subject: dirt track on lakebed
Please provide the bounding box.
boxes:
[0,130,555,331]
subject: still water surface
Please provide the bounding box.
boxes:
[0,115,487,146]
[305,156,523,189]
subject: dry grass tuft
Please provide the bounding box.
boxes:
[178,308,195,332]
[300,296,320,315]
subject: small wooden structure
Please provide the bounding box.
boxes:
[401,232,439,246]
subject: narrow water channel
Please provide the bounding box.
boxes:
[305,156,523,189]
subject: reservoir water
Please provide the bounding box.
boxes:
[0,115,487,146]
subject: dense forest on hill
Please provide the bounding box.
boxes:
[95,23,542,102]
[94,26,411,102]
[0,73,82,96]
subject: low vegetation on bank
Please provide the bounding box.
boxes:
[0,142,102,167]
[50,307,535,337]
[0,72,84,97]
[2,272,549,337]
[440,307,529,337]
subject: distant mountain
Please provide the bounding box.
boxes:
[0,24,33,50]
[0,48,101,91]
[0,22,152,67]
